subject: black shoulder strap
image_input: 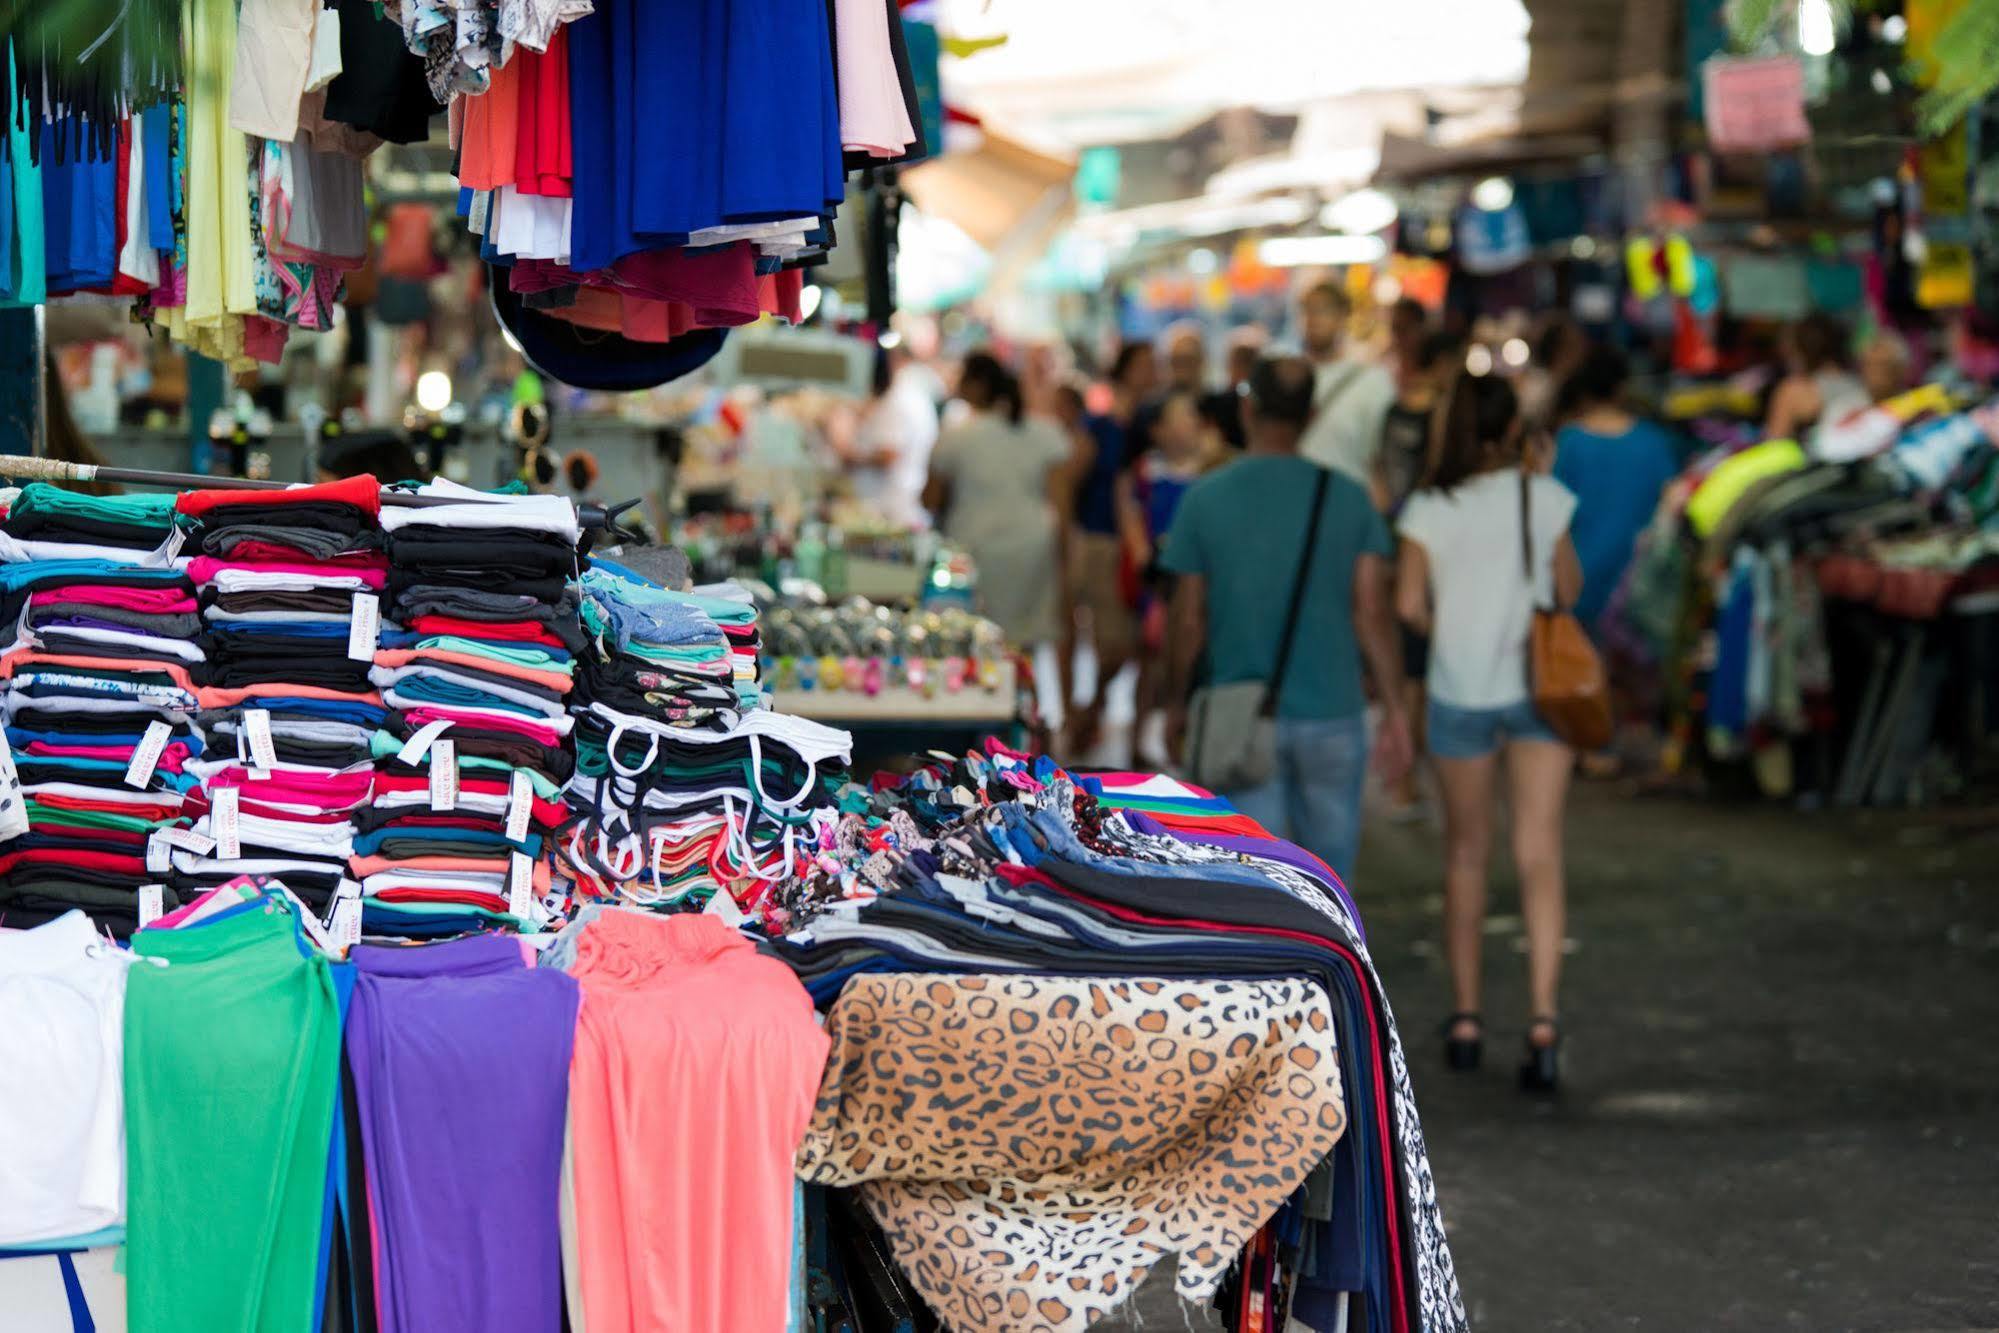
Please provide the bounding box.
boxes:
[1262,467,1333,717]
[1519,466,1533,581]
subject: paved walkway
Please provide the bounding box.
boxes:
[1357,786,1999,1332]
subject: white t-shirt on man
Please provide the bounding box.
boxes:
[1397,470,1578,709]
[1298,356,1397,486]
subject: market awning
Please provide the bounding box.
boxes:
[900,128,1076,256]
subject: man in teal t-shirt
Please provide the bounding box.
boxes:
[1161,355,1410,882]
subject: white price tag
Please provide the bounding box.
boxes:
[505,769,534,843]
[123,720,172,789]
[347,592,381,662]
[429,739,458,811]
[285,888,336,954]
[330,893,362,953]
[159,825,217,855]
[145,835,172,875]
[703,889,749,928]
[244,709,278,771]
[396,717,453,766]
[137,884,164,929]
[212,785,242,860]
[506,852,533,920]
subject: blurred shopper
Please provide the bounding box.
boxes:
[1552,346,1680,778]
[844,347,940,529]
[1123,321,1207,468]
[1551,346,1679,631]
[1373,331,1458,516]
[1297,281,1397,486]
[1395,372,1582,1092]
[1857,328,1914,404]
[1121,390,1224,768]
[1387,296,1429,382]
[1206,327,1265,451]
[1162,321,1208,397]
[1372,330,1459,819]
[1516,315,1586,431]
[1065,342,1156,755]
[1765,314,1868,441]
[1163,356,1411,883]
[924,353,1071,650]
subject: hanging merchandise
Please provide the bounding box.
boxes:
[1605,383,1999,806]
[1702,55,1812,154]
[773,754,1468,1333]
[448,0,928,377]
[346,934,580,1333]
[558,911,828,1333]
[1452,198,1531,275]
[2,0,922,378]
[124,891,343,1333]
[0,910,133,1248]
[798,972,1346,1330]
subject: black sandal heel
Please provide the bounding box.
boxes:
[1520,1016,1561,1093]
[1440,1012,1483,1071]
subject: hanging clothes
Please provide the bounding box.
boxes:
[563,912,828,1333]
[124,900,343,1333]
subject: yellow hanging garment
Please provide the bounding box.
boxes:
[164,0,258,368]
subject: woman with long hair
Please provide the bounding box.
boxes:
[1393,372,1583,1092]
[922,351,1072,651]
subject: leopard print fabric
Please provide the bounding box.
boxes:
[1096,812,1469,1333]
[795,973,1346,1333]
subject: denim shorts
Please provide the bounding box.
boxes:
[1427,697,1561,760]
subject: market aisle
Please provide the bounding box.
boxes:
[1359,787,1999,1331]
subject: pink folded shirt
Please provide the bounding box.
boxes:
[30,586,198,613]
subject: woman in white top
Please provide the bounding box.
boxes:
[922,352,1072,647]
[1764,314,1869,442]
[1395,372,1583,1092]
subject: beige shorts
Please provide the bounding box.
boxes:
[1069,532,1140,663]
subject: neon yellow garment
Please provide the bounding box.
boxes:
[1686,438,1807,537]
[1879,383,1954,423]
[163,0,257,368]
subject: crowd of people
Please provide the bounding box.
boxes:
[836,289,1916,1091]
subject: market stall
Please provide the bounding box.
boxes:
[1610,384,1999,804]
[0,464,1463,1333]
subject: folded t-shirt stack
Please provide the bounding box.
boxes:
[564,564,850,913]
[177,475,388,698]
[0,486,207,936]
[366,482,584,937]
[167,476,392,924]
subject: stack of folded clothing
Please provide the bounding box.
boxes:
[168,477,393,925]
[573,564,752,724]
[366,482,584,937]
[704,582,767,710]
[178,476,387,699]
[168,766,374,922]
[0,486,206,935]
[563,563,850,913]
